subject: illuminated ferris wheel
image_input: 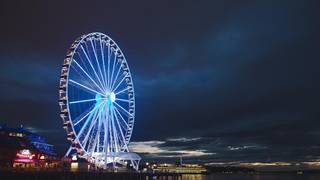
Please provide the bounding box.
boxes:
[59,32,140,170]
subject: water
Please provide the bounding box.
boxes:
[150,174,320,180]
[180,174,320,180]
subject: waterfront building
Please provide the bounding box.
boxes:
[0,125,59,169]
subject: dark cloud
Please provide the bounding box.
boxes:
[0,0,319,164]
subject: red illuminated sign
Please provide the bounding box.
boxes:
[15,149,36,163]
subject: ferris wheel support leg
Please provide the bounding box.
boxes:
[65,146,72,157]
[131,159,140,171]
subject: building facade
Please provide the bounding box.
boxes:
[0,125,59,169]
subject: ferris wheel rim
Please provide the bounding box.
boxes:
[59,32,135,157]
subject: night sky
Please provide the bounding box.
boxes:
[1,0,320,167]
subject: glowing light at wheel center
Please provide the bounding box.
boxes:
[95,92,116,106]
[107,92,116,106]
[109,92,116,103]
[95,94,101,103]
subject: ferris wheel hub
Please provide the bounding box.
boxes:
[109,92,116,103]
[106,92,116,106]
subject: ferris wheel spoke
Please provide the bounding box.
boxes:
[69,98,97,105]
[110,62,122,90]
[75,52,91,78]
[86,121,97,153]
[106,106,111,153]
[114,106,129,128]
[95,104,107,153]
[114,102,132,118]
[96,101,107,153]
[70,63,96,91]
[103,107,109,154]
[108,105,114,152]
[109,52,118,90]
[112,107,127,146]
[100,36,108,91]
[69,79,105,97]
[115,87,129,95]
[72,59,105,94]
[112,75,127,92]
[82,102,105,148]
[115,98,130,103]
[73,103,96,126]
[107,44,111,90]
[90,39,107,90]
[111,107,121,152]
[110,108,116,152]
[80,44,106,92]
[89,118,101,155]
[74,101,102,143]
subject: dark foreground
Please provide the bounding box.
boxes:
[1,172,320,180]
[0,171,181,180]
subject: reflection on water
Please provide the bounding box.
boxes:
[183,174,320,180]
[181,174,205,180]
[149,174,320,180]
